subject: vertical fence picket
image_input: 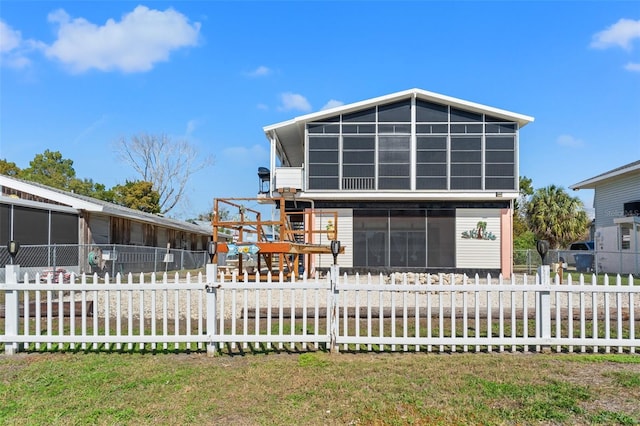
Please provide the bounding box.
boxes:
[378,283,384,352]
[498,276,504,353]
[139,285,145,352]
[438,275,444,352]
[243,285,249,350]
[160,280,167,351]
[341,282,347,351]
[616,275,623,354]
[592,274,599,353]
[266,278,272,350]
[463,275,469,353]
[367,275,372,352]
[579,274,586,353]
[255,284,261,349]
[174,283,180,351]
[604,275,611,354]
[426,274,432,353]
[629,275,636,354]
[567,274,574,353]
[486,275,492,353]
[510,275,516,353]
[555,274,562,353]
[290,284,296,350]
[415,284,420,352]
[151,274,157,351]
[302,285,308,350]
[474,275,480,352]
[451,284,456,353]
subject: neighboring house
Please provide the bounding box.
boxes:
[570,160,640,274]
[0,175,212,273]
[261,88,534,275]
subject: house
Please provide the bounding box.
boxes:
[261,88,534,275]
[570,160,640,274]
[0,175,212,275]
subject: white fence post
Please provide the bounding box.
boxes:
[4,265,20,355]
[537,265,551,351]
[206,263,218,357]
[330,264,340,354]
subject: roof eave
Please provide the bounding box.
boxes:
[263,88,534,133]
[571,162,640,190]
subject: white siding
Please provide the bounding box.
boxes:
[594,173,640,228]
[275,167,303,190]
[456,209,501,269]
[314,209,353,269]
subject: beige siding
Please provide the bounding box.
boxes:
[456,209,501,269]
[313,208,353,269]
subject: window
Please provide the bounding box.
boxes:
[621,224,631,250]
[378,100,411,122]
[416,100,448,122]
[342,136,375,190]
[450,137,482,190]
[305,98,521,193]
[378,136,410,190]
[308,136,339,189]
[416,136,447,190]
[485,136,516,190]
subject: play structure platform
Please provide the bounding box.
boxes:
[211,197,344,279]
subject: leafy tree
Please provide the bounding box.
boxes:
[515,176,533,211]
[115,133,213,215]
[526,184,589,249]
[20,149,77,189]
[514,176,535,248]
[0,159,21,177]
[111,180,161,214]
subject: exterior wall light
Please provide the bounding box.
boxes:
[7,240,20,265]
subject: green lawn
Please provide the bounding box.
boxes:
[1,352,639,425]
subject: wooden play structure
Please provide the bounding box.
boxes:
[211,197,344,278]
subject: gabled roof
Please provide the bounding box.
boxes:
[263,88,535,167]
[570,160,640,190]
[0,175,210,235]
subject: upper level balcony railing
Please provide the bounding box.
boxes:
[342,177,376,190]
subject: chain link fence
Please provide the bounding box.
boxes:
[0,244,209,281]
[514,248,639,276]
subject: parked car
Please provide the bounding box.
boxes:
[560,241,594,272]
[40,268,71,283]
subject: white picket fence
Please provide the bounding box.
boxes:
[1,265,639,355]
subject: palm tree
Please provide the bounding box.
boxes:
[526,185,589,249]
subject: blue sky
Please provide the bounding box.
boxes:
[1,1,639,219]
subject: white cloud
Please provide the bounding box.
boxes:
[321,99,344,110]
[0,20,21,52]
[0,20,44,69]
[591,18,640,50]
[557,134,584,148]
[278,92,312,112]
[45,6,200,73]
[624,62,640,72]
[256,103,269,110]
[245,65,271,77]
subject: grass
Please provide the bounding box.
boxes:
[1,352,639,425]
